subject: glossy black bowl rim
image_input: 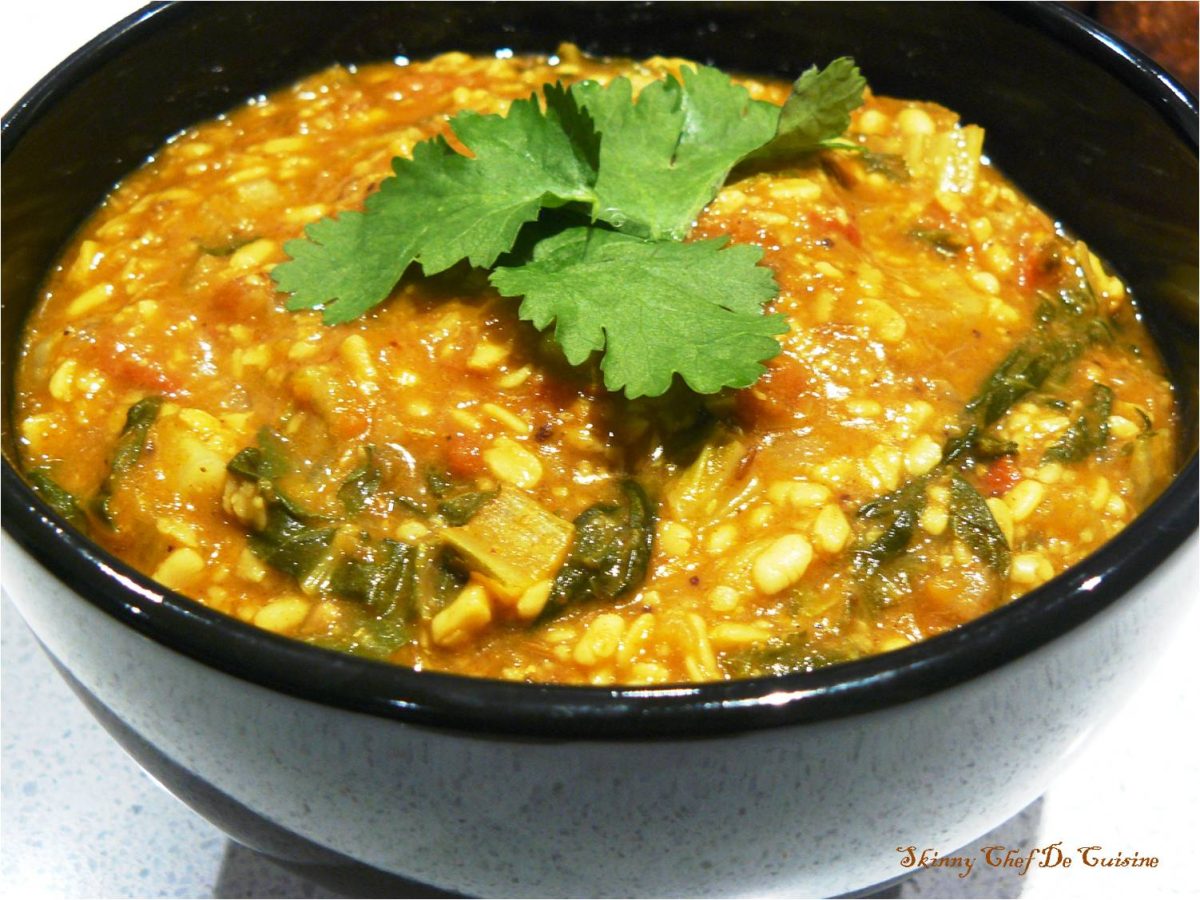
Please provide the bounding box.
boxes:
[3,2,1197,739]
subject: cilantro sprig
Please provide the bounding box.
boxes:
[272,57,866,398]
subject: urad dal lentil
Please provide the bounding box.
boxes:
[16,47,1177,684]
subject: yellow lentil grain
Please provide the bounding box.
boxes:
[769,178,822,201]
[616,613,656,668]
[48,360,78,402]
[984,244,1015,276]
[467,341,509,371]
[986,498,1015,547]
[431,583,493,648]
[573,613,626,666]
[339,334,378,384]
[228,238,278,271]
[704,523,739,555]
[156,517,199,549]
[708,623,771,648]
[968,216,994,242]
[480,402,532,435]
[919,504,950,536]
[152,547,206,591]
[708,586,741,612]
[812,504,852,554]
[1107,415,1139,440]
[686,613,719,679]
[752,534,813,595]
[235,547,268,583]
[483,437,543,488]
[867,445,904,492]
[659,521,694,557]
[67,240,103,283]
[898,107,935,135]
[66,283,115,318]
[768,479,832,508]
[846,399,883,418]
[904,435,943,476]
[1005,479,1045,522]
[970,271,1001,295]
[876,633,913,653]
[1011,552,1054,586]
[1036,462,1064,485]
[253,597,312,633]
[857,298,907,343]
[496,366,532,388]
[255,136,309,154]
[629,662,671,685]
[395,520,430,542]
[516,580,553,620]
[856,108,890,134]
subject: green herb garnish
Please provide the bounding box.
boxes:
[272,58,866,398]
[491,227,784,397]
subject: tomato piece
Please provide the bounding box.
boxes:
[331,409,370,441]
[735,351,811,429]
[981,455,1021,497]
[444,431,485,477]
[100,349,181,394]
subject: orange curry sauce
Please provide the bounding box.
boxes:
[16,48,1176,683]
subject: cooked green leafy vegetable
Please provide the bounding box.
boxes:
[851,278,1113,583]
[437,490,499,527]
[227,430,335,579]
[28,468,87,530]
[964,285,1102,428]
[197,235,258,257]
[94,395,163,526]
[338,447,382,515]
[949,472,1010,573]
[227,428,314,521]
[329,538,416,614]
[415,469,501,525]
[723,630,848,678]
[1043,383,1114,463]
[227,433,419,646]
[272,58,867,398]
[544,480,655,619]
[909,227,965,257]
[854,476,929,577]
[859,150,910,182]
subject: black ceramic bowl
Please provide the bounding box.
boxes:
[3,3,1197,896]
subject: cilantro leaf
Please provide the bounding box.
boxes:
[272,57,868,396]
[747,57,867,162]
[490,227,786,397]
[273,93,599,323]
[571,66,778,240]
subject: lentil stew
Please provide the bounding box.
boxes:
[15,47,1178,685]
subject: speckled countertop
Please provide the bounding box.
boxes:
[3,5,1198,898]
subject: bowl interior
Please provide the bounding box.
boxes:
[2,1,1196,735]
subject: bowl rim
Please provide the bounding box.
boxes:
[3,1,1197,739]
